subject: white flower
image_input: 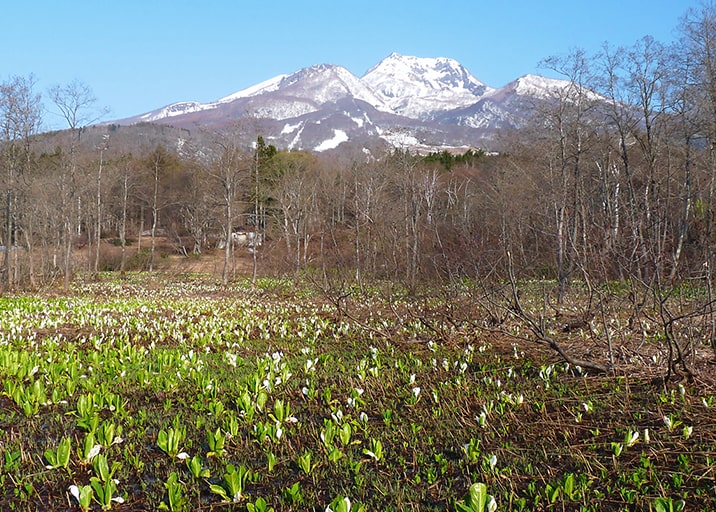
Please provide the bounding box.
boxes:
[489,454,497,469]
[68,485,80,503]
[85,444,102,462]
[487,496,497,512]
[177,452,190,460]
[412,387,421,399]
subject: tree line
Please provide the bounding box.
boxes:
[2,4,716,300]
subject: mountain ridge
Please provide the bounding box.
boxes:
[114,53,579,153]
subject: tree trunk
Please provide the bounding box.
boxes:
[149,159,159,273]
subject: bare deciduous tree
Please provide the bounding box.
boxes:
[0,74,42,291]
[49,80,104,290]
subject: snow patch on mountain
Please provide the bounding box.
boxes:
[138,101,216,122]
[281,122,302,135]
[253,99,318,121]
[349,112,373,128]
[287,124,306,150]
[378,128,420,148]
[218,74,288,102]
[314,129,348,151]
[457,101,522,129]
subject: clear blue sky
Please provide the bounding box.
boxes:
[3,0,699,129]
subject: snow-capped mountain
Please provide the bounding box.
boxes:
[435,74,577,131]
[362,53,493,120]
[116,53,604,153]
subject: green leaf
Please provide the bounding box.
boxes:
[456,482,493,512]
[563,473,575,499]
[468,482,488,511]
[654,497,686,512]
[44,437,71,470]
[93,454,110,482]
[247,497,274,512]
[44,448,58,468]
[187,454,210,479]
[339,423,352,446]
[547,483,560,503]
[57,437,72,468]
[209,483,229,502]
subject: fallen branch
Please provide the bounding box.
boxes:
[505,251,610,375]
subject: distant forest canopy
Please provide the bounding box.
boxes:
[421,149,485,171]
[2,3,716,292]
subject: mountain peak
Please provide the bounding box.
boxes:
[364,53,485,88]
[505,73,603,103]
[275,63,391,112]
[511,74,570,96]
[362,53,492,120]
